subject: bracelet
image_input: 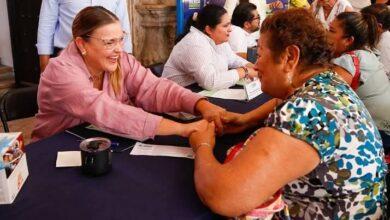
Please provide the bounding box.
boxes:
[242,66,249,79]
[196,142,211,149]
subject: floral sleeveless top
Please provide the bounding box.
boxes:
[262,70,387,219]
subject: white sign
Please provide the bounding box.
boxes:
[244,78,262,100]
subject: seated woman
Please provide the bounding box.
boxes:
[328,12,390,149]
[32,6,226,141]
[311,0,353,29]
[189,9,386,219]
[162,4,257,91]
[361,4,390,78]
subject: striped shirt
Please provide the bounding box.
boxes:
[162,27,249,90]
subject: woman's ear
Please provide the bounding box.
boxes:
[344,36,354,49]
[74,37,87,54]
[377,22,383,33]
[282,45,300,73]
[204,25,213,36]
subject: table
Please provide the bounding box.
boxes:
[0,89,270,219]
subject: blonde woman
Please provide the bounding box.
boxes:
[32,6,226,141]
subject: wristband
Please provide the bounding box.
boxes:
[196,142,211,150]
[242,66,249,79]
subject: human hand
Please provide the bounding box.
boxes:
[189,121,216,153]
[246,67,258,79]
[269,0,283,9]
[221,112,252,134]
[180,119,208,138]
[195,99,226,134]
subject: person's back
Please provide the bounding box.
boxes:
[266,70,386,219]
[333,50,390,132]
[361,4,390,78]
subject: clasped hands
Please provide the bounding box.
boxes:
[188,99,256,153]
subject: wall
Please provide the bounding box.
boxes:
[128,0,176,66]
[0,0,14,67]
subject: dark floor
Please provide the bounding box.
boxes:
[0,70,34,144]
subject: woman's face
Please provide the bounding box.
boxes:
[207,13,232,44]
[80,21,124,73]
[327,19,351,56]
[256,32,293,99]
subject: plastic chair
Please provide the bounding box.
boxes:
[148,63,165,77]
[0,85,38,132]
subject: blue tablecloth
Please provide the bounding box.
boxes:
[0,88,271,219]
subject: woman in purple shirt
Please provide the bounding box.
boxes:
[32,6,225,141]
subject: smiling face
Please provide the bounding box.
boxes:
[256,32,293,99]
[206,13,232,45]
[76,21,124,74]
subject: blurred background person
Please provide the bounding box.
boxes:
[361,3,390,78]
[162,5,257,91]
[329,11,390,150]
[311,0,353,29]
[229,2,261,58]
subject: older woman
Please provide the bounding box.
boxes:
[32,6,226,141]
[162,4,257,91]
[311,0,353,29]
[189,9,386,219]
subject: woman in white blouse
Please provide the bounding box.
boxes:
[311,0,353,29]
[162,4,257,91]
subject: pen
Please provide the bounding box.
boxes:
[65,130,127,151]
[65,130,85,140]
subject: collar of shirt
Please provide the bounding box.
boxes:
[232,25,251,37]
[59,41,112,82]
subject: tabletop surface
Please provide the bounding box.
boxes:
[0,86,271,220]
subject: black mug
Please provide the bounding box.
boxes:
[80,137,112,176]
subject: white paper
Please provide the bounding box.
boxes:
[244,78,262,100]
[56,151,81,167]
[198,89,247,100]
[130,142,194,159]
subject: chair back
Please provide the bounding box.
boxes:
[148,63,165,77]
[0,85,38,132]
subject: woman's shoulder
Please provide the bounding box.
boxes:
[180,28,212,47]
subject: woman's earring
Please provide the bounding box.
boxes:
[81,50,87,56]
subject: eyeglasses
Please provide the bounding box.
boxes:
[85,31,127,50]
[250,16,260,21]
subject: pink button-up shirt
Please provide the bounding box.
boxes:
[32,42,203,141]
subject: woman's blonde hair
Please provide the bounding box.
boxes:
[72,6,122,96]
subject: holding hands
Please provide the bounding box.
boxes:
[189,122,216,153]
[269,0,284,10]
[195,99,226,134]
